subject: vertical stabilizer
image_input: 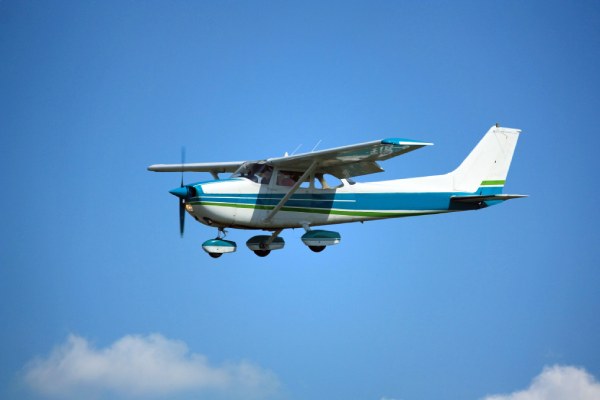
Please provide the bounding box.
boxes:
[451,126,521,192]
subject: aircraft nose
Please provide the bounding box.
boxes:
[169,186,189,198]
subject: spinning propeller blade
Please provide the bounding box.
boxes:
[179,147,186,237]
[179,197,185,237]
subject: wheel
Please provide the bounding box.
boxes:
[309,245,326,253]
[254,249,271,257]
[208,252,222,258]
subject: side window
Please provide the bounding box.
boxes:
[272,171,343,189]
[276,171,300,187]
[315,173,343,189]
[299,178,311,189]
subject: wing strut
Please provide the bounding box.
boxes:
[264,161,318,222]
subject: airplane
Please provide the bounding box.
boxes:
[148,124,526,258]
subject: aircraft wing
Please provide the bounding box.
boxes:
[147,161,244,173]
[267,137,433,179]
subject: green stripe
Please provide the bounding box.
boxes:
[481,180,505,186]
[192,201,444,218]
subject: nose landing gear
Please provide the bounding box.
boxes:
[202,228,237,258]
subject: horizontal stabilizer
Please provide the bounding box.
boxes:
[451,194,528,203]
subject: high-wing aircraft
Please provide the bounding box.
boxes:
[148,125,526,258]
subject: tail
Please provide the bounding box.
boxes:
[450,125,522,195]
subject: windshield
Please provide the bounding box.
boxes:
[232,162,273,185]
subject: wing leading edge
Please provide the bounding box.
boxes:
[147,137,432,179]
[147,161,244,173]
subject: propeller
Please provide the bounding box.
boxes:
[169,147,200,237]
[166,147,187,237]
[179,147,185,237]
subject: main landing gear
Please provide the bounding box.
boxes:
[301,229,341,252]
[246,229,285,257]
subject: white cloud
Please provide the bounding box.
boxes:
[23,333,280,399]
[481,365,600,400]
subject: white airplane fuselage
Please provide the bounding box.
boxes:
[185,172,499,230]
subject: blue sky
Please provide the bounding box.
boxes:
[1,1,599,399]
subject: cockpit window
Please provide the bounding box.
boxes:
[272,170,344,189]
[232,162,273,185]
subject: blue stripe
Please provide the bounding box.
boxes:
[193,186,503,212]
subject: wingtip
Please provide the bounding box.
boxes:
[381,138,433,146]
[147,164,162,172]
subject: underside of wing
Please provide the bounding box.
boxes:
[267,138,432,179]
[147,161,244,173]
